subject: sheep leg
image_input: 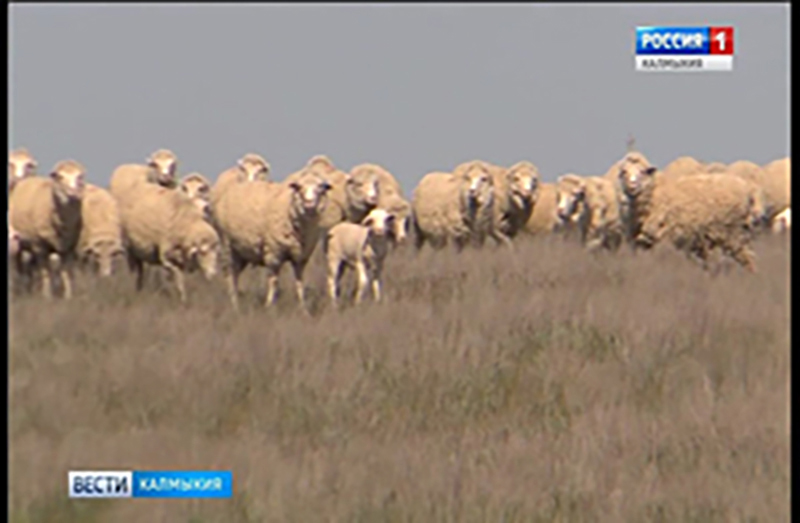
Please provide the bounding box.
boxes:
[133,258,146,292]
[371,266,383,303]
[291,261,310,314]
[226,253,245,311]
[161,259,187,304]
[38,254,53,300]
[59,260,74,300]
[728,245,758,273]
[264,268,279,308]
[327,261,343,308]
[491,229,514,250]
[355,262,369,306]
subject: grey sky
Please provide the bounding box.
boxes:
[9,3,790,190]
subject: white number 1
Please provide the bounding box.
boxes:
[715,31,727,51]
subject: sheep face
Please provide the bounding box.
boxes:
[147,149,178,188]
[8,148,37,189]
[362,208,396,240]
[556,175,586,223]
[50,160,86,201]
[617,154,657,198]
[237,154,271,182]
[772,208,790,233]
[84,238,125,278]
[289,174,333,216]
[460,162,494,208]
[187,230,220,281]
[347,171,381,210]
[506,164,540,208]
[180,174,211,205]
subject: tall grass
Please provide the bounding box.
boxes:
[9,234,790,522]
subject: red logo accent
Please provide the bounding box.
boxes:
[709,27,734,55]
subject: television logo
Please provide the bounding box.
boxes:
[68,470,233,499]
[635,26,734,72]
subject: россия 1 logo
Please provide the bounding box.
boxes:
[634,26,734,72]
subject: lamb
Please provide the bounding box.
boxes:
[555,174,624,251]
[488,161,540,242]
[522,182,561,237]
[76,184,124,278]
[324,208,397,307]
[121,183,220,303]
[411,160,497,251]
[213,168,332,312]
[179,172,213,219]
[636,173,764,272]
[109,148,179,204]
[772,207,791,234]
[209,153,271,211]
[9,160,86,299]
[8,147,38,193]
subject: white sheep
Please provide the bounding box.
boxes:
[9,160,86,299]
[636,173,764,272]
[179,172,213,220]
[213,168,332,312]
[121,183,220,303]
[109,148,179,205]
[209,153,271,211]
[324,208,397,307]
[76,184,124,278]
[412,161,497,251]
[8,147,38,193]
[522,182,561,237]
[555,174,624,251]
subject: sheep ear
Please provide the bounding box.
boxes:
[362,216,374,227]
[289,182,301,192]
[644,166,657,176]
[321,181,332,192]
[49,170,61,181]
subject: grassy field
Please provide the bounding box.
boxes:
[9,233,790,523]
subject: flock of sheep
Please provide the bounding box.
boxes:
[7,146,791,312]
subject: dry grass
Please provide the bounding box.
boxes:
[9,233,790,523]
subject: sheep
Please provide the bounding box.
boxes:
[555,174,622,251]
[411,160,496,251]
[8,147,38,193]
[379,191,413,245]
[9,160,86,299]
[761,157,791,218]
[209,153,271,210]
[77,184,125,278]
[489,161,540,243]
[324,208,397,307]
[349,163,411,244]
[772,207,790,234]
[614,151,659,249]
[109,148,179,203]
[284,155,359,231]
[343,165,381,223]
[636,173,764,273]
[522,182,561,237]
[213,168,332,312]
[660,156,707,179]
[179,172,213,219]
[120,183,220,303]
